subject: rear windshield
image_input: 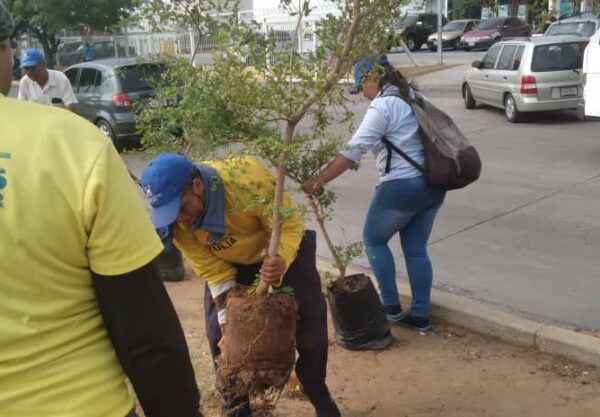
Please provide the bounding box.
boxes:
[443,21,465,31]
[546,21,597,37]
[478,19,503,30]
[531,42,587,72]
[117,64,166,93]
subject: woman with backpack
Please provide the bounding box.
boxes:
[302,64,445,333]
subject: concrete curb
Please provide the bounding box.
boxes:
[316,257,600,368]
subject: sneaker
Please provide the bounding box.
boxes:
[398,314,432,333]
[305,388,341,417]
[384,304,406,323]
[348,86,360,95]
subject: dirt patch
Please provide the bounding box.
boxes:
[146,266,600,417]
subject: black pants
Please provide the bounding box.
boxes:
[204,230,329,394]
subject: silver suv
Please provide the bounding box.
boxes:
[462,36,587,122]
[545,13,600,39]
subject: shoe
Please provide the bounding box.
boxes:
[348,86,359,94]
[398,314,432,333]
[221,395,252,417]
[305,388,341,417]
[384,304,406,323]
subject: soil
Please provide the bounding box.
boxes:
[329,273,368,294]
[217,286,297,397]
[140,266,600,417]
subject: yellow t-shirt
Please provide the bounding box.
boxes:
[0,96,164,417]
[173,157,304,290]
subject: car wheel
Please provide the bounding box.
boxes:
[504,94,522,123]
[405,37,416,51]
[464,46,472,51]
[429,46,437,52]
[96,119,123,152]
[464,84,476,109]
[414,42,423,51]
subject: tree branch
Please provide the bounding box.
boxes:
[290,0,388,124]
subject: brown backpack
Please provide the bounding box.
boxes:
[381,91,481,190]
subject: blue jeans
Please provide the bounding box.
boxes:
[363,176,445,319]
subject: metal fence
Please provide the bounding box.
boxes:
[47,6,337,68]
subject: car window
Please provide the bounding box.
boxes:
[101,72,115,94]
[481,45,502,69]
[513,45,525,70]
[546,21,596,37]
[443,21,465,31]
[508,18,522,27]
[77,68,99,94]
[64,68,79,89]
[531,42,587,72]
[465,21,475,31]
[478,18,504,30]
[116,64,166,93]
[92,71,102,94]
[496,45,518,70]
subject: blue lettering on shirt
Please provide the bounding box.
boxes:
[0,152,11,208]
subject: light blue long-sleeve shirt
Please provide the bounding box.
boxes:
[341,84,425,183]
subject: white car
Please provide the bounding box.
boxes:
[583,29,600,118]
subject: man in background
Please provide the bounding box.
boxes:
[17,47,77,110]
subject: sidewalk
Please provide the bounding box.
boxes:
[317,259,600,369]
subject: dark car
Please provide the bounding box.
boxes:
[459,17,530,50]
[388,13,448,51]
[64,59,166,151]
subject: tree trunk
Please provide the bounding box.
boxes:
[32,29,57,68]
[256,122,297,296]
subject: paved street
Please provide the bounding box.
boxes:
[10,49,599,332]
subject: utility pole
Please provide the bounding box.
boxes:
[437,0,443,65]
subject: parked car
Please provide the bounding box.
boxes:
[545,13,600,39]
[462,36,586,122]
[64,58,167,150]
[388,13,448,51]
[427,19,480,51]
[459,17,530,50]
[582,28,600,119]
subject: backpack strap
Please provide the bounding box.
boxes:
[381,137,426,174]
[379,91,426,175]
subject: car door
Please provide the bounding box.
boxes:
[491,44,521,106]
[76,68,101,122]
[471,44,502,104]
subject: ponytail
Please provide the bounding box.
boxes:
[377,68,416,101]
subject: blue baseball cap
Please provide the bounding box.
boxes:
[20,48,44,68]
[141,153,195,229]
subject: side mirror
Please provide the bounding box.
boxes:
[472,60,481,69]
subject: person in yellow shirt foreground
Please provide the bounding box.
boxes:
[141,154,341,417]
[0,3,202,416]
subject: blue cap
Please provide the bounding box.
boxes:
[20,48,44,68]
[141,153,195,228]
